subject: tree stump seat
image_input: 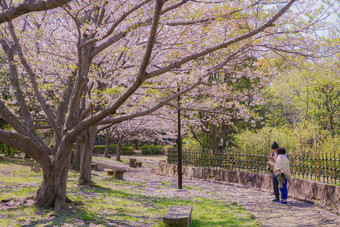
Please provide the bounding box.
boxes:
[91,163,97,170]
[31,161,41,172]
[129,158,137,167]
[163,206,193,227]
[136,161,142,167]
[104,168,126,180]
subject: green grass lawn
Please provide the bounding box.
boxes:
[0,157,258,226]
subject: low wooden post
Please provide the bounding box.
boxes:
[91,163,97,171]
[129,158,137,168]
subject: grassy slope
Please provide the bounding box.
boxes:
[0,158,257,226]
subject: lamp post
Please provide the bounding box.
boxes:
[177,86,182,189]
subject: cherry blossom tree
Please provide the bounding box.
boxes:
[0,0,337,210]
[99,112,175,161]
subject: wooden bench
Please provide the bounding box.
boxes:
[136,161,142,167]
[104,168,126,180]
[163,206,193,227]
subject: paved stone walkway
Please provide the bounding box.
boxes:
[94,155,340,227]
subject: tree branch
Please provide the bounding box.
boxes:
[0,0,72,24]
[145,0,297,79]
[92,0,190,56]
[95,79,203,126]
[0,39,35,133]
[7,20,60,135]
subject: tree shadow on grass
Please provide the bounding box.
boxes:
[7,182,256,227]
[0,157,34,168]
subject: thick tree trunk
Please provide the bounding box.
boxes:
[36,146,72,211]
[104,133,110,157]
[78,126,96,185]
[116,142,122,162]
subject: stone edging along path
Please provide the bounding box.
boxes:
[157,160,340,214]
[93,156,340,226]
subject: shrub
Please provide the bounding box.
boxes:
[118,145,135,155]
[234,122,340,155]
[0,143,20,157]
[93,144,135,155]
[93,145,106,153]
[141,144,164,155]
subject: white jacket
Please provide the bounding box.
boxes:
[274,154,291,179]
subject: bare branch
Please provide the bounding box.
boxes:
[80,0,151,48]
[96,79,203,126]
[145,0,297,79]
[0,39,35,133]
[92,0,190,56]
[137,0,164,79]
[0,0,72,24]
[7,20,60,135]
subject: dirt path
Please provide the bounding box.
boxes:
[94,155,340,227]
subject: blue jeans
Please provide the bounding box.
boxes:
[280,178,288,200]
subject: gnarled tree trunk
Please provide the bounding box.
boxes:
[36,143,72,211]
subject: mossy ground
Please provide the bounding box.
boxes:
[0,157,258,226]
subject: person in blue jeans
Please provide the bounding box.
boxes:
[274,147,291,204]
[269,141,279,202]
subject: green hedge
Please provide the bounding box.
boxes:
[141,144,164,155]
[93,144,135,155]
[0,143,20,157]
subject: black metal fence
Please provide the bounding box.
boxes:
[168,148,340,184]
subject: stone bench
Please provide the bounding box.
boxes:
[104,168,126,180]
[0,154,5,159]
[163,206,193,227]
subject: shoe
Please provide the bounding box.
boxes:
[272,199,279,202]
[278,200,287,204]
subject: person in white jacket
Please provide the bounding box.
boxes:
[274,147,290,204]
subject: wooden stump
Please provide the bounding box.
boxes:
[91,163,97,171]
[163,206,193,227]
[136,161,142,167]
[104,168,114,176]
[129,158,137,168]
[31,161,41,172]
[113,169,126,180]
